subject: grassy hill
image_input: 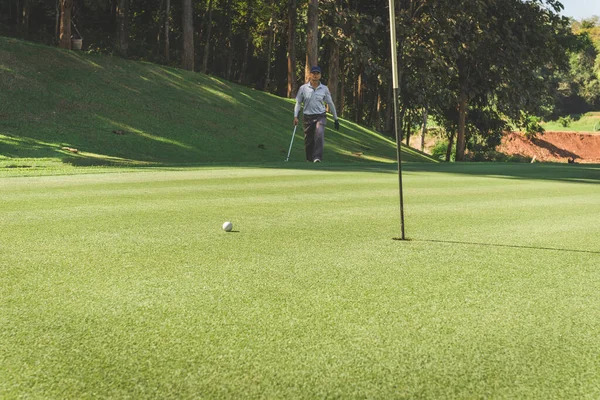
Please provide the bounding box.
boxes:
[0,37,433,168]
[541,112,600,132]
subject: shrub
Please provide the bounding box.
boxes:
[431,140,454,161]
[464,150,531,163]
[519,113,545,140]
[558,116,572,127]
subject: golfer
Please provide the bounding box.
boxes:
[293,66,340,162]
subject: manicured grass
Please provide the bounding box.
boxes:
[542,112,600,132]
[0,36,432,166]
[1,162,599,398]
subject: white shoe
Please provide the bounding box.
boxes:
[313,159,321,163]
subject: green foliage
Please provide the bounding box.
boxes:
[465,150,531,163]
[430,138,455,162]
[558,115,573,127]
[465,107,510,154]
[518,112,546,139]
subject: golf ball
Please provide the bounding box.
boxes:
[222,221,233,232]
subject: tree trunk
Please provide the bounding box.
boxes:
[355,65,363,124]
[19,0,30,37]
[339,60,346,116]
[264,3,275,91]
[375,87,382,132]
[225,0,233,80]
[116,0,128,56]
[201,0,213,73]
[182,0,195,71]
[165,0,170,62]
[286,0,297,97]
[72,0,83,39]
[55,1,60,40]
[305,0,318,82]
[59,0,72,49]
[328,40,340,107]
[446,130,455,162]
[238,0,253,83]
[404,107,411,146]
[456,93,467,161]
[421,108,428,152]
[385,84,393,134]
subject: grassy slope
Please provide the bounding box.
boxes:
[0,36,432,168]
[1,163,599,398]
[542,112,600,132]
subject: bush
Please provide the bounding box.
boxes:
[558,116,572,127]
[464,150,531,163]
[520,114,545,140]
[431,140,454,161]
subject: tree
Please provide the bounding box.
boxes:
[305,0,318,82]
[238,0,254,84]
[59,0,73,49]
[116,0,128,56]
[201,0,214,73]
[286,0,297,97]
[182,0,195,71]
[434,0,575,159]
[165,0,171,62]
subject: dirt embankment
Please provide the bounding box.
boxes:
[498,131,600,163]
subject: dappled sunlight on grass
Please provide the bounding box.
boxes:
[95,116,196,150]
[196,84,238,104]
[1,36,437,166]
[0,134,65,157]
[62,151,156,166]
[63,51,103,69]
[119,83,141,94]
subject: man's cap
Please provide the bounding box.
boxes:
[310,66,322,73]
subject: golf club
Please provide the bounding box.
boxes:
[285,125,298,162]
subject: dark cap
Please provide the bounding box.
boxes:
[310,66,322,74]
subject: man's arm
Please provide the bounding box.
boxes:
[324,88,339,130]
[294,86,305,125]
[324,89,338,120]
[294,86,305,118]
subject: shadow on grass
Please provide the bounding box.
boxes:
[57,158,600,185]
[413,238,600,255]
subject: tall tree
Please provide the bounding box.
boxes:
[224,0,235,80]
[165,0,171,62]
[238,0,254,83]
[116,0,128,56]
[305,0,318,82]
[19,0,30,37]
[263,0,276,91]
[286,0,297,97]
[182,0,195,71]
[201,0,214,73]
[59,0,72,49]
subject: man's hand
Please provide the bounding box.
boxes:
[294,117,299,126]
[334,120,340,130]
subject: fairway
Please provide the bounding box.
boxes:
[1,163,599,398]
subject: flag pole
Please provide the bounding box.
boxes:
[388,0,406,240]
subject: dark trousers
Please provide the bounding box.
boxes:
[303,113,327,161]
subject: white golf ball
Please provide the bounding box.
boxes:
[222,221,233,232]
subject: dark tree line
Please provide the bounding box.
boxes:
[1,0,598,160]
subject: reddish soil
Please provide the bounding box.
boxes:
[498,131,600,163]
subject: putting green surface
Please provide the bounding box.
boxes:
[1,163,599,398]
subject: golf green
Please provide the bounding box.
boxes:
[1,163,599,398]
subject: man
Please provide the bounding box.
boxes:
[293,66,340,162]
